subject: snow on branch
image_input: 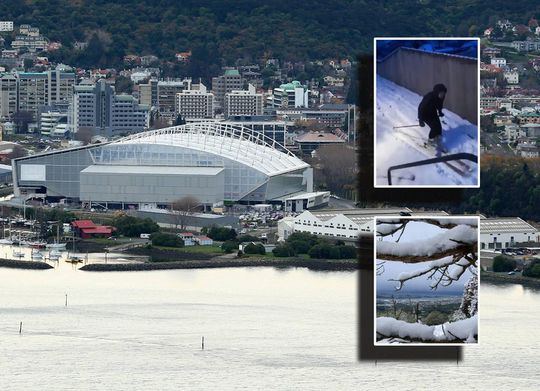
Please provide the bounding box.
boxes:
[376,315,478,343]
[376,224,477,263]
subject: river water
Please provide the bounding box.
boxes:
[1,266,539,390]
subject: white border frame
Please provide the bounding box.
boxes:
[373,215,481,346]
[373,37,481,188]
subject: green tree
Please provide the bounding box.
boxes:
[151,232,184,247]
[492,255,517,272]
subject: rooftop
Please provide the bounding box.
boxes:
[480,217,538,234]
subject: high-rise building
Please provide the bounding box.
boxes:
[176,84,214,119]
[212,69,243,110]
[17,70,76,120]
[0,74,17,120]
[71,79,149,136]
[224,84,263,118]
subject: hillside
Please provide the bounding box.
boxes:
[2,0,540,70]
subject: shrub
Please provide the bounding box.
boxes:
[150,232,184,248]
[338,246,357,259]
[207,226,237,241]
[286,232,319,247]
[308,243,333,259]
[221,240,238,253]
[523,260,540,278]
[288,239,311,254]
[492,255,516,272]
[244,243,266,255]
[272,243,296,257]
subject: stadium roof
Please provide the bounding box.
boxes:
[115,122,309,176]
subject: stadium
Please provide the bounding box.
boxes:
[13,122,313,209]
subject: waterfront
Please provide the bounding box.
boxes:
[1,267,539,390]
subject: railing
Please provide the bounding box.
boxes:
[387,153,478,185]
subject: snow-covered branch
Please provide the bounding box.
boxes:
[376,224,477,264]
[376,315,478,343]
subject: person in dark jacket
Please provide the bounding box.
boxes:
[418,83,447,139]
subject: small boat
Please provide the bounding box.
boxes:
[66,257,83,264]
[0,238,13,245]
[46,243,67,250]
[13,250,25,258]
[31,251,44,260]
[48,253,60,261]
[29,241,47,249]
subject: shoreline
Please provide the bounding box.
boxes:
[80,258,358,272]
[481,271,540,289]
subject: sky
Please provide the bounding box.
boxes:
[375,218,477,295]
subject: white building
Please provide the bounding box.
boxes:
[224,84,263,118]
[480,217,539,249]
[504,71,519,84]
[269,81,309,109]
[278,208,449,241]
[490,57,507,68]
[176,84,214,119]
[0,21,13,32]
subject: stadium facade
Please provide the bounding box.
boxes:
[13,122,313,209]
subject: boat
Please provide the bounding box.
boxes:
[29,241,47,249]
[0,238,13,245]
[13,250,25,258]
[66,256,83,264]
[46,242,67,250]
[31,251,44,260]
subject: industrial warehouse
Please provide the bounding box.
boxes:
[12,122,314,210]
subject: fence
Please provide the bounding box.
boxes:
[377,47,478,124]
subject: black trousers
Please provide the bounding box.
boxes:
[425,118,442,139]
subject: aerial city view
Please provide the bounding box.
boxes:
[0,1,540,389]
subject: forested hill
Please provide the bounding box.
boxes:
[2,0,540,66]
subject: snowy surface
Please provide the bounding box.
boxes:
[376,315,478,344]
[377,224,477,258]
[375,76,478,186]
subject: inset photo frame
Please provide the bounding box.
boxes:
[374,216,480,345]
[374,38,480,188]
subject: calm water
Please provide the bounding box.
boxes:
[1,266,539,390]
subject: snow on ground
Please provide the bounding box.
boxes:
[376,75,478,186]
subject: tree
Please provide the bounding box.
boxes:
[12,111,33,133]
[272,243,296,257]
[375,218,478,344]
[151,232,184,247]
[244,243,266,255]
[221,240,238,253]
[74,127,94,145]
[313,144,356,198]
[207,226,237,241]
[171,196,200,230]
[115,76,134,94]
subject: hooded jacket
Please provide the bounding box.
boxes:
[418,83,447,123]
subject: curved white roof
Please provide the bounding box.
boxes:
[115,122,309,176]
